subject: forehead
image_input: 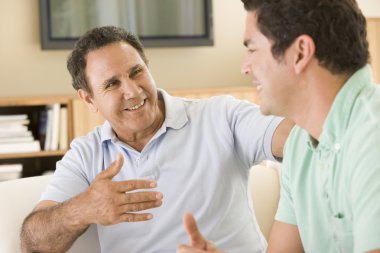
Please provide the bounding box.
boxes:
[85,42,145,74]
[86,42,142,65]
[244,11,260,45]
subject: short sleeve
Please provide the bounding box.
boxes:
[274,133,297,225]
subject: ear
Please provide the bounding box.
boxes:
[78,89,98,113]
[292,35,315,74]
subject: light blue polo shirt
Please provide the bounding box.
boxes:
[42,89,282,253]
[276,65,380,253]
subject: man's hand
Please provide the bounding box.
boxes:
[177,213,224,253]
[80,153,163,225]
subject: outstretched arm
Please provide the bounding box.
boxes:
[21,154,163,253]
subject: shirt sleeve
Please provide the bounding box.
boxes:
[40,137,93,203]
[225,96,283,167]
[274,130,297,225]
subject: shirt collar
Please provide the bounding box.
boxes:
[100,88,189,142]
[318,64,373,148]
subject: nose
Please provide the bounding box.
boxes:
[120,80,142,98]
[241,55,251,75]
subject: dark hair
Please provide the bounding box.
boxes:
[241,0,369,75]
[67,26,148,95]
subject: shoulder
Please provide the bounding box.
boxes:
[68,125,104,155]
[177,95,260,119]
[284,126,309,153]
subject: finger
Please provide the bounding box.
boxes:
[177,244,207,253]
[119,212,154,222]
[183,213,207,249]
[124,191,163,204]
[97,153,124,180]
[121,199,163,212]
[116,179,158,192]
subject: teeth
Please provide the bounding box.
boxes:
[127,100,145,111]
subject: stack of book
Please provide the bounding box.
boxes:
[0,114,41,154]
[39,103,68,151]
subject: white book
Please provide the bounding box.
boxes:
[50,103,61,151]
[0,136,34,143]
[0,163,23,181]
[0,114,28,122]
[0,140,41,154]
[44,108,53,150]
[58,107,68,150]
[0,125,28,133]
[0,119,30,125]
[0,163,23,173]
[0,130,32,138]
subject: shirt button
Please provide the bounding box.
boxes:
[334,143,341,151]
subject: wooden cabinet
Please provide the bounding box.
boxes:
[0,95,73,177]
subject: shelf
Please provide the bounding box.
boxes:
[0,95,74,107]
[0,150,67,159]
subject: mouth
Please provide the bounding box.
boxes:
[125,99,145,111]
[252,81,262,92]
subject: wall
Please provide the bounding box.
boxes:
[0,0,248,97]
[0,0,378,98]
[358,0,380,17]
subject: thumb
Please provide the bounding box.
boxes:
[183,212,207,249]
[98,153,124,180]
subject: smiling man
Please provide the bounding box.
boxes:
[20,26,292,253]
[177,0,380,253]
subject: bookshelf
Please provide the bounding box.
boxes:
[0,95,73,178]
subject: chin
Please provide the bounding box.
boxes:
[259,106,271,116]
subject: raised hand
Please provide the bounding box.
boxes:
[177,213,223,253]
[79,153,163,225]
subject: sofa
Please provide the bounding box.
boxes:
[0,162,280,253]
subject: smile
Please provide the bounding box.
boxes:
[126,100,145,111]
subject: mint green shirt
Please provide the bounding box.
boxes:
[276,65,380,253]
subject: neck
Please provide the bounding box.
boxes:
[291,67,350,140]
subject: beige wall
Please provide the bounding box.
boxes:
[0,0,248,98]
[0,0,378,98]
[358,0,380,17]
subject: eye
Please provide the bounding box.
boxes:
[130,66,143,79]
[105,79,120,89]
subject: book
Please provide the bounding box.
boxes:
[0,136,34,143]
[0,130,32,138]
[0,125,28,133]
[50,103,61,151]
[58,107,68,150]
[0,140,41,154]
[0,119,30,125]
[0,163,23,181]
[44,103,60,150]
[39,107,48,150]
[0,114,28,122]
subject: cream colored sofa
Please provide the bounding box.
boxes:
[0,162,280,253]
